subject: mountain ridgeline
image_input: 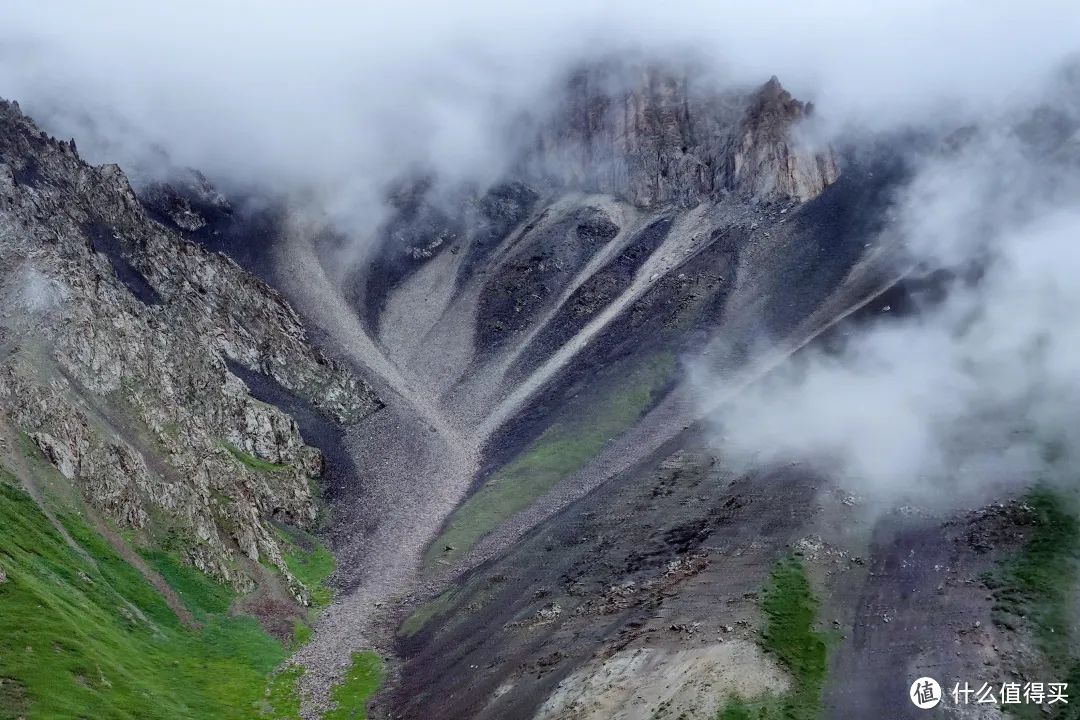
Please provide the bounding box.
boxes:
[1,58,1075,720]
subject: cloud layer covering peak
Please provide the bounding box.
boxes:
[1,1,1078,215]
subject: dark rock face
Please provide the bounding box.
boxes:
[140,167,230,234]
[394,452,826,720]
[137,168,288,285]
[508,216,675,376]
[474,204,620,357]
[359,179,468,328]
[341,66,841,391]
[525,64,838,207]
[727,76,839,201]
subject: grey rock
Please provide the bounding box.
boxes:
[0,99,381,597]
[525,63,838,207]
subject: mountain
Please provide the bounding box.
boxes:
[144,66,914,720]
[0,97,385,717]
[0,58,1074,720]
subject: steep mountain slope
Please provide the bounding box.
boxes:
[0,99,385,717]
[138,66,922,718]
[330,73,915,720]
[5,56,1075,720]
[0,98,382,591]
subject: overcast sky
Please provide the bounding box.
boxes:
[1,1,1078,209]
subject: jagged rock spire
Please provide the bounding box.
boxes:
[724,75,839,202]
[525,63,838,206]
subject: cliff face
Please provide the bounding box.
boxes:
[526,64,839,207]
[0,100,381,596]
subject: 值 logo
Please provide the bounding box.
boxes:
[910,677,942,709]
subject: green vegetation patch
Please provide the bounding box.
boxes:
[140,548,235,617]
[425,353,675,568]
[277,527,336,609]
[718,557,829,720]
[716,700,757,720]
[988,488,1079,654]
[324,651,385,720]
[292,620,313,647]
[0,469,303,719]
[986,487,1080,719]
[262,665,305,720]
[398,587,460,638]
[222,441,289,473]
[761,557,829,705]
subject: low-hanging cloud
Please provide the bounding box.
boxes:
[1,1,1079,231]
[708,111,1080,509]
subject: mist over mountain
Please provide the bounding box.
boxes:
[3,1,1077,224]
[2,4,1080,720]
[709,79,1080,511]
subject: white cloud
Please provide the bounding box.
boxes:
[710,124,1080,508]
[1,1,1078,219]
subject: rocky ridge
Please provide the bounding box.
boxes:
[0,99,381,596]
[526,64,838,207]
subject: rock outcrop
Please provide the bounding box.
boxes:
[726,76,839,202]
[139,167,230,233]
[525,63,838,207]
[0,99,381,596]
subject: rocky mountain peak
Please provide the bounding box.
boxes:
[727,74,838,202]
[524,62,838,207]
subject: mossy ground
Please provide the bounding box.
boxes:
[323,652,385,720]
[274,525,337,648]
[262,666,306,720]
[425,353,675,568]
[276,527,336,610]
[719,557,829,720]
[398,587,460,638]
[986,487,1080,720]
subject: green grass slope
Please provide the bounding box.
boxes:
[987,487,1080,720]
[425,353,674,569]
[324,652,385,720]
[719,557,829,720]
[0,469,293,719]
